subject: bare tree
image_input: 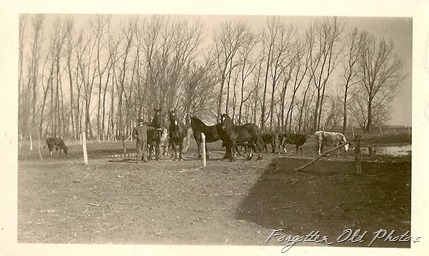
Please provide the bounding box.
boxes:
[252,51,265,125]
[92,15,112,142]
[181,49,218,116]
[340,27,360,134]
[355,30,404,132]
[18,14,28,140]
[20,15,45,146]
[115,18,136,151]
[286,38,311,132]
[267,18,295,131]
[278,61,294,132]
[236,30,258,124]
[64,17,78,139]
[213,20,250,118]
[307,17,346,131]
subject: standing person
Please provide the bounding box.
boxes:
[132,118,161,163]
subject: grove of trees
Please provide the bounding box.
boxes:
[18,14,406,146]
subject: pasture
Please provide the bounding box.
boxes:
[18,134,411,249]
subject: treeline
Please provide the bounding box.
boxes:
[18,14,405,143]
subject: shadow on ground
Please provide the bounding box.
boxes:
[235,157,412,248]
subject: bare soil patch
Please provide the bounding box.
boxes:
[18,140,411,249]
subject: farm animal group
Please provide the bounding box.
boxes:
[44,108,350,161]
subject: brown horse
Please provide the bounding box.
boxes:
[262,132,277,153]
[190,115,222,159]
[168,109,187,160]
[218,114,264,161]
[44,138,68,155]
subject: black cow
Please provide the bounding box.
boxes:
[278,133,307,154]
[44,137,68,155]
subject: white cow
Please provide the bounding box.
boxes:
[314,131,349,155]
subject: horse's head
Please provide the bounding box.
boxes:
[151,107,162,127]
[169,109,179,126]
[219,113,232,131]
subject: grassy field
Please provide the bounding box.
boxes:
[17,134,411,250]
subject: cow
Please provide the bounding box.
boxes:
[262,132,277,153]
[44,137,68,156]
[314,131,349,156]
[278,133,307,154]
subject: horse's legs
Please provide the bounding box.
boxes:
[196,141,202,159]
[318,144,323,155]
[223,144,231,159]
[247,143,256,160]
[229,142,236,162]
[171,142,178,160]
[178,141,184,160]
[252,138,264,160]
[155,142,160,161]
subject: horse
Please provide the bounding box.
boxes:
[168,109,188,160]
[222,141,250,158]
[314,131,349,156]
[218,114,264,161]
[147,107,162,160]
[262,132,277,153]
[189,115,221,159]
[278,133,308,154]
[44,137,68,155]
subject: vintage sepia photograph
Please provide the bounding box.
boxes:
[1,0,428,256]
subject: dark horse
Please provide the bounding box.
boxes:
[262,132,277,153]
[168,109,187,160]
[147,107,162,160]
[218,114,264,161]
[190,115,221,159]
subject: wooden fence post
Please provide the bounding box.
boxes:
[30,133,33,151]
[37,134,43,161]
[355,135,361,175]
[202,133,206,167]
[82,131,88,165]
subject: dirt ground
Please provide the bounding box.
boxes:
[17,138,411,250]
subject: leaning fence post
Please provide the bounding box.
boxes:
[355,135,361,175]
[201,133,206,167]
